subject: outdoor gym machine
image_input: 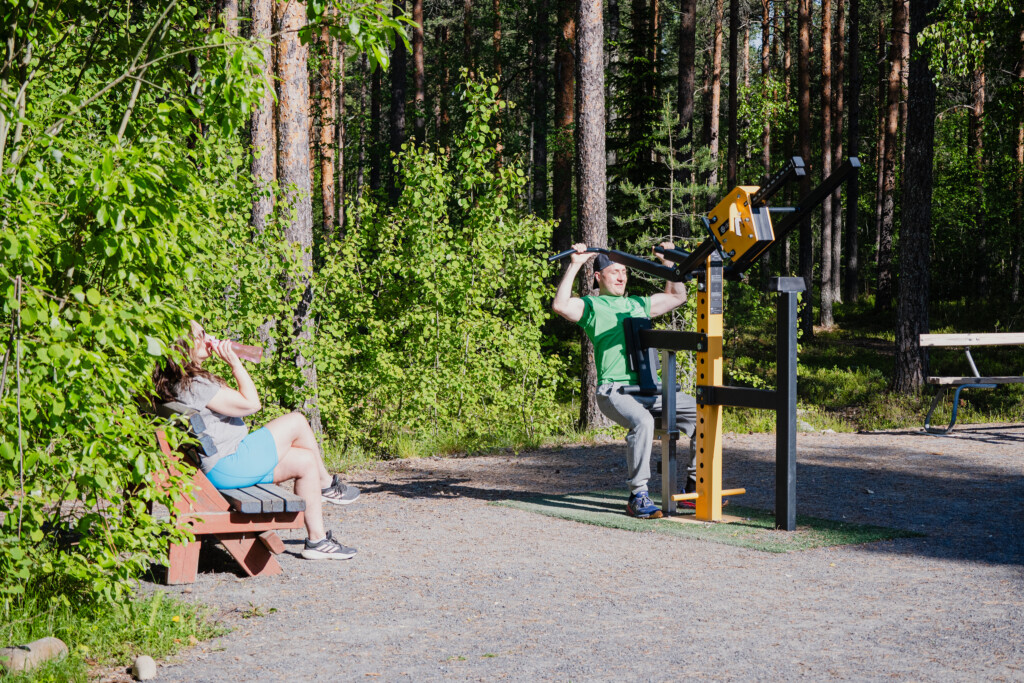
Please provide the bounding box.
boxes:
[550,156,860,530]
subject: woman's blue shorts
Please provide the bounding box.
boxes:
[206,427,279,490]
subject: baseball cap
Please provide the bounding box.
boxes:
[594,254,614,272]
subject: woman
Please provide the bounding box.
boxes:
[153,321,358,560]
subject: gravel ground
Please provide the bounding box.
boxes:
[151,424,1024,682]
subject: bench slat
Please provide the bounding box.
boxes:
[255,484,306,513]
[238,485,284,513]
[920,333,1024,347]
[219,488,263,514]
[926,376,1024,386]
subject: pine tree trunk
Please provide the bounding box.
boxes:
[782,0,792,272]
[576,0,609,431]
[831,0,845,303]
[370,65,382,191]
[876,0,906,313]
[845,0,861,302]
[532,0,550,217]
[969,36,986,297]
[678,0,697,196]
[872,7,886,277]
[357,53,368,209]
[820,0,834,328]
[607,0,620,168]
[336,42,345,233]
[493,0,502,81]
[893,0,938,394]
[798,0,813,337]
[318,24,336,239]
[552,0,575,253]
[709,0,724,189]
[727,0,739,187]
[1014,26,1024,304]
[760,0,771,181]
[220,0,239,35]
[250,0,275,234]
[388,0,408,205]
[275,0,321,433]
[412,0,425,145]
[464,0,474,68]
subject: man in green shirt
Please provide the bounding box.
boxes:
[552,242,697,519]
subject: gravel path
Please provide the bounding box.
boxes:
[155,424,1024,682]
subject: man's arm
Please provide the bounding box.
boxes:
[649,240,688,317]
[551,243,595,323]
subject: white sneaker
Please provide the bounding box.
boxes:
[301,531,357,560]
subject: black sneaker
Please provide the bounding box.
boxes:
[301,531,357,560]
[321,474,360,506]
[626,491,663,519]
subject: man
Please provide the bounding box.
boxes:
[552,242,697,519]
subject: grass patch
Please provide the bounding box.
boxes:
[492,489,922,553]
[0,590,225,682]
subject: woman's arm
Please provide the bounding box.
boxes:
[204,341,262,417]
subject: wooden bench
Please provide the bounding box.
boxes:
[151,402,305,584]
[919,333,1024,434]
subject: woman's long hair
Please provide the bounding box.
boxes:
[152,339,226,403]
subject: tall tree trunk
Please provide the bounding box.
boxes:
[710,0,724,189]
[1014,26,1024,304]
[969,35,986,297]
[250,0,275,234]
[532,0,550,217]
[357,54,368,209]
[760,0,771,181]
[412,0,425,145]
[876,0,907,313]
[607,0,621,168]
[820,0,834,328]
[831,0,845,303]
[464,0,474,69]
[798,0,813,337]
[318,24,336,239]
[388,0,408,205]
[275,0,321,433]
[576,0,609,430]
[439,26,451,140]
[370,65,382,191]
[845,0,861,302]
[552,0,575,253]
[335,39,345,233]
[782,0,792,272]
[727,0,739,187]
[678,0,697,192]
[873,6,886,277]
[493,0,502,81]
[220,0,239,35]
[893,0,938,394]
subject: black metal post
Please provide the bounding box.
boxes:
[660,350,678,515]
[771,276,804,530]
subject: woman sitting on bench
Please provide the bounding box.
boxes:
[152,321,358,561]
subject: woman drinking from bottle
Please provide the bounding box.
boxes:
[152,321,359,560]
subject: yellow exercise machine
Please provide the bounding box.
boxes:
[551,156,860,529]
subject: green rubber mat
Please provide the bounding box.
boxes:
[491,489,923,553]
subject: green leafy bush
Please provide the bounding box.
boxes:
[313,75,565,455]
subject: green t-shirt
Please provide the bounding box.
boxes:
[577,294,651,385]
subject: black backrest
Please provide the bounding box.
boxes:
[623,317,660,395]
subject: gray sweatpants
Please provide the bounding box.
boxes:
[596,383,698,494]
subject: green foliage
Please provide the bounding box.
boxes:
[305,0,413,71]
[312,74,564,456]
[0,589,224,682]
[0,2,295,605]
[919,0,1015,77]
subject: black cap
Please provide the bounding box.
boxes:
[594,254,614,272]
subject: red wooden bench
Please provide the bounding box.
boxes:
[152,402,305,584]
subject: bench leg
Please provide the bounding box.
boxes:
[924,384,998,435]
[218,533,283,577]
[167,540,201,585]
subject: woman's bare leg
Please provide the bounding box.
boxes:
[264,412,331,488]
[272,446,326,539]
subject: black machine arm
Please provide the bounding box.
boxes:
[548,246,684,281]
